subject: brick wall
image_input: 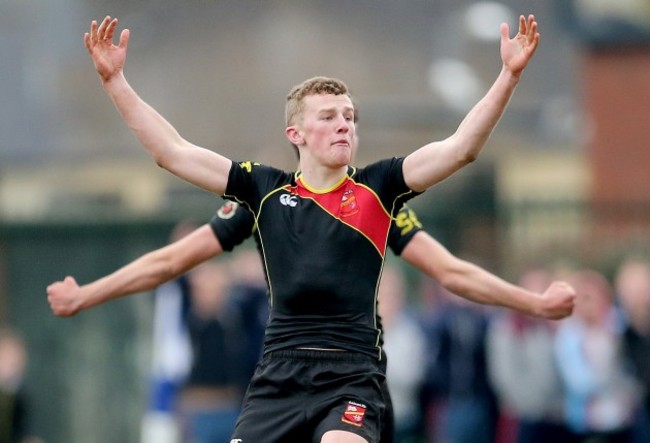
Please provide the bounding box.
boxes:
[583,47,650,203]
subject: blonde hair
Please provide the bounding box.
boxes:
[285,76,352,127]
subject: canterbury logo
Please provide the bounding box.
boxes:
[279,194,298,207]
[230,440,243,443]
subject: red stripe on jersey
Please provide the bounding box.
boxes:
[292,177,391,256]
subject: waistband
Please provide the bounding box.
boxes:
[264,348,379,363]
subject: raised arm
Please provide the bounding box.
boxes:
[47,224,222,317]
[401,231,575,319]
[85,16,231,195]
[402,14,540,192]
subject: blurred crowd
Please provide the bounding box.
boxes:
[0,328,43,443]
[3,227,650,443]
[382,255,650,443]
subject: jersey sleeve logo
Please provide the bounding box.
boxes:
[394,207,422,235]
[341,401,367,427]
[217,201,239,219]
[238,161,260,173]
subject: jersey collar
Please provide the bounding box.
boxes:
[295,166,356,194]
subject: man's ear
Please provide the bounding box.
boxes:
[286,126,304,146]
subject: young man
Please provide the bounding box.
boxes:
[76,13,573,443]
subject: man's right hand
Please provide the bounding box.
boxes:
[84,16,130,84]
[47,276,83,317]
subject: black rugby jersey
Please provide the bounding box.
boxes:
[223,157,418,359]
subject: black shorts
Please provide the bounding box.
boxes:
[230,349,387,443]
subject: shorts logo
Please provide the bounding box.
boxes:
[280,194,298,207]
[341,401,366,427]
[217,201,239,219]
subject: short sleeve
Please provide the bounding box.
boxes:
[387,205,423,256]
[208,201,255,252]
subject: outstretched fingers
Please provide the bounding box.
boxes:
[84,16,129,54]
[96,16,111,41]
[521,14,539,47]
[500,22,510,40]
[118,28,130,49]
[83,32,91,54]
[519,15,529,36]
[104,17,119,42]
[88,16,119,45]
[84,20,96,53]
[499,13,540,75]
[85,18,103,53]
[528,15,539,44]
[89,19,98,42]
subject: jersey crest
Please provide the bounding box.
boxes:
[340,189,359,217]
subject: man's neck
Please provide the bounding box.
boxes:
[298,162,348,191]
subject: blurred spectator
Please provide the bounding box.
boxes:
[224,249,269,395]
[614,257,650,443]
[138,223,269,443]
[554,269,640,443]
[486,267,572,443]
[420,283,499,443]
[378,263,427,443]
[176,260,246,443]
[141,221,196,443]
[0,327,40,443]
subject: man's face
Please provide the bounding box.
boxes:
[294,93,357,168]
